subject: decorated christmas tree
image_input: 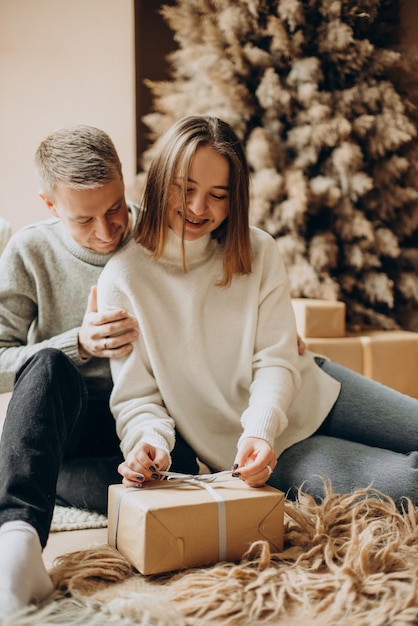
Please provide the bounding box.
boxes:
[135,0,418,331]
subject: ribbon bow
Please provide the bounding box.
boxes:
[159,469,233,483]
[113,470,235,562]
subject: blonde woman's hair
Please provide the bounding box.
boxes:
[34,125,122,196]
[135,115,251,287]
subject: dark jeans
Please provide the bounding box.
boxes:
[0,348,199,547]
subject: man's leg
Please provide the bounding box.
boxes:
[0,348,88,544]
[170,430,200,474]
[56,382,123,513]
[56,455,123,513]
[0,521,54,617]
[56,424,200,515]
[0,348,88,616]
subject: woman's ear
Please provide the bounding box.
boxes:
[39,192,58,217]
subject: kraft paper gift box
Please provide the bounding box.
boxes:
[305,335,364,374]
[291,298,346,338]
[306,330,418,398]
[108,475,284,575]
[353,330,418,398]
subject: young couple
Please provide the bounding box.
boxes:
[0,116,417,618]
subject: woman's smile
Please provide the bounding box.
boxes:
[179,211,210,226]
[168,146,230,241]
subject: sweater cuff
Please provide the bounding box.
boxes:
[238,406,288,449]
[120,429,172,462]
[53,328,89,366]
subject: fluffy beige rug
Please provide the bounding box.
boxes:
[5,483,418,626]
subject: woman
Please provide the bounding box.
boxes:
[97,115,418,504]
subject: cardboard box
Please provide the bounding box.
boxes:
[306,330,418,398]
[356,330,418,398]
[305,335,364,374]
[292,298,346,338]
[108,477,284,575]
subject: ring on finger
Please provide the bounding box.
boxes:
[266,464,273,476]
[103,338,108,350]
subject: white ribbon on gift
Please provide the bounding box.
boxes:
[112,470,236,563]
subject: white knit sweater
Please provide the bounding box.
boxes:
[97,226,340,469]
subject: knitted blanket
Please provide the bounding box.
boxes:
[51,506,107,532]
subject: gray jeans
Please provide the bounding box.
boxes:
[268,358,418,505]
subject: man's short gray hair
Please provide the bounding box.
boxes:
[35,125,123,195]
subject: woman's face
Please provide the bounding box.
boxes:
[168,145,230,241]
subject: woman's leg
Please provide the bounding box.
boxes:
[270,435,418,504]
[317,358,418,452]
[269,359,418,504]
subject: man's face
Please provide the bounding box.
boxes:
[43,177,130,254]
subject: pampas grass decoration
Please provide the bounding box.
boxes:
[135,0,418,331]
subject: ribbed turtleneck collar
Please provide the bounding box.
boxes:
[160,228,219,267]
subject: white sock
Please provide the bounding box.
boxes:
[0,520,54,618]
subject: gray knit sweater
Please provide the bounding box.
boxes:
[0,204,138,394]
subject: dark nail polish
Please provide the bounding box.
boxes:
[151,473,160,480]
[232,463,239,470]
[149,466,156,472]
[136,474,144,482]
[232,472,241,478]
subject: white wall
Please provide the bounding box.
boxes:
[0,0,136,234]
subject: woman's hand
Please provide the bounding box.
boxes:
[231,437,276,488]
[118,441,170,488]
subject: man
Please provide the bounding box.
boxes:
[0,125,140,617]
[0,124,306,619]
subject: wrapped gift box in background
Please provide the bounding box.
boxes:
[349,330,418,397]
[291,298,346,338]
[303,335,364,374]
[108,477,284,575]
[292,299,418,399]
